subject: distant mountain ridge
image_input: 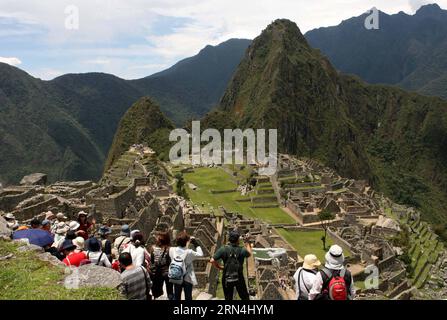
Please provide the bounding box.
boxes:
[305,3,447,99]
[0,38,250,184]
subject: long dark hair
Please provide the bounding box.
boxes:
[132,232,144,248]
[156,232,171,248]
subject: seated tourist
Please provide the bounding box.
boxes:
[61,239,87,267]
[86,237,111,268]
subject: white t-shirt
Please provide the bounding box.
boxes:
[123,244,145,268]
[169,246,203,286]
[87,251,111,268]
[293,267,318,300]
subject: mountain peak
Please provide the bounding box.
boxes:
[263,19,307,41]
[415,3,443,16]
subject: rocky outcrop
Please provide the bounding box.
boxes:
[64,264,123,289]
[20,173,47,186]
[0,217,11,237]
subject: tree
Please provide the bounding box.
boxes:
[175,173,189,200]
[318,208,335,250]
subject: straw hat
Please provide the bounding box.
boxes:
[56,212,67,220]
[45,211,55,220]
[303,254,321,270]
[324,245,345,270]
[56,222,69,235]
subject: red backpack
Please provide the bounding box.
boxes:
[321,268,349,300]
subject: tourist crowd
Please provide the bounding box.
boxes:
[3,211,355,301]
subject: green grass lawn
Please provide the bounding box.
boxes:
[0,240,123,300]
[183,167,295,224]
[276,229,351,263]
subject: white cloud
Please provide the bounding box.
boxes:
[1,0,447,79]
[0,56,22,66]
[82,58,111,65]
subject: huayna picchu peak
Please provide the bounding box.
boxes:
[205,18,447,229]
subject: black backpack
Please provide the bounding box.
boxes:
[150,247,170,277]
[224,246,241,283]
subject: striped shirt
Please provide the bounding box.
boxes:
[120,266,152,300]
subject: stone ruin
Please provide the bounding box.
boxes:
[0,146,224,297]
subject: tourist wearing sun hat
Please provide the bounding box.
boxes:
[293,254,321,300]
[56,212,67,221]
[77,211,95,240]
[45,211,55,220]
[61,239,87,267]
[98,226,113,261]
[53,222,70,249]
[112,225,131,258]
[73,237,85,253]
[308,245,356,300]
[68,220,80,231]
[4,213,19,230]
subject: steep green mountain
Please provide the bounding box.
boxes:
[305,3,447,99]
[131,38,251,124]
[104,97,174,170]
[0,39,249,184]
[206,19,447,225]
[0,63,105,183]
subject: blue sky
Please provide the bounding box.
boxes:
[0,0,443,80]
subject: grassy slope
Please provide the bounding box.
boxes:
[0,240,123,300]
[183,167,295,224]
[276,229,339,263]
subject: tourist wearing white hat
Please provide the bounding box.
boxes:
[53,222,70,249]
[308,245,356,300]
[52,213,68,233]
[112,224,132,259]
[293,254,321,300]
[4,213,19,230]
[73,237,85,253]
[68,220,80,231]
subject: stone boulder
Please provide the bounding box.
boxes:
[20,173,47,186]
[64,264,122,289]
[0,216,12,237]
[17,243,44,253]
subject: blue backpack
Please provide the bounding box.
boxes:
[168,249,187,284]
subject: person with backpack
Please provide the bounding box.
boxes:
[210,230,252,301]
[168,231,203,300]
[150,232,173,300]
[112,224,131,259]
[293,254,321,300]
[308,245,356,300]
[123,231,150,269]
[98,226,112,261]
[86,237,111,267]
[119,252,152,300]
